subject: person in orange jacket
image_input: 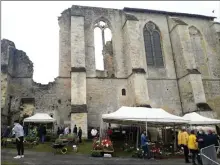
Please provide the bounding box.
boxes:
[178,127,190,163]
[188,130,201,165]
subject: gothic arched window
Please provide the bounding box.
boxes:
[189,26,204,58]
[189,26,207,75]
[94,20,112,71]
[144,22,164,67]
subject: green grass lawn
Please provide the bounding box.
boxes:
[2,161,20,165]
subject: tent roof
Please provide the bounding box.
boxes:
[102,106,189,126]
[183,112,220,125]
[23,113,56,123]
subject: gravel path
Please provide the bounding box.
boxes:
[1,149,187,165]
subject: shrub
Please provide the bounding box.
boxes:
[91,150,103,157]
[54,139,64,145]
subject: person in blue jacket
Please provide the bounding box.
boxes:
[141,131,150,158]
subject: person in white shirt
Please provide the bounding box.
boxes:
[64,126,70,135]
[12,120,24,159]
[91,128,98,138]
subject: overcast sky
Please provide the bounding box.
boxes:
[2,1,220,84]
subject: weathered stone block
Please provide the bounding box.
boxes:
[71,113,88,138]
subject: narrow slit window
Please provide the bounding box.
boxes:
[122,89,126,96]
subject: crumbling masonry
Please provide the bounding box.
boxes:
[1,5,220,138]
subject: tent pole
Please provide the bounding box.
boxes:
[174,125,177,152]
[164,126,167,143]
[146,122,148,135]
[99,117,103,142]
[136,126,139,148]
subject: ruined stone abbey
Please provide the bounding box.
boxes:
[1,5,220,138]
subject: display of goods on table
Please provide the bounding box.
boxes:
[24,135,39,148]
[1,137,16,147]
[2,135,39,148]
[132,142,162,159]
[91,138,114,157]
[52,138,69,154]
[121,142,135,152]
[59,134,76,142]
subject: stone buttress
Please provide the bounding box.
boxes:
[168,17,213,114]
[122,15,151,107]
[70,14,88,138]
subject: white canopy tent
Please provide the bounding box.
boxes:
[183,112,220,125]
[23,113,56,123]
[102,106,189,126]
[101,106,189,148]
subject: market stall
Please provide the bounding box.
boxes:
[99,106,189,157]
[23,113,56,123]
[183,112,220,154]
[23,113,56,142]
[183,112,220,125]
[102,106,189,126]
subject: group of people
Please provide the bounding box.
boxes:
[2,121,49,159]
[57,125,83,143]
[178,127,219,165]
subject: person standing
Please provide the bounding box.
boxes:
[197,129,207,165]
[188,130,200,165]
[69,127,71,134]
[73,125,77,136]
[91,128,98,139]
[23,124,29,137]
[206,130,218,147]
[64,126,70,135]
[13,120,24,159]
[57,127,60,136]
[107,127,113,140]
[39,124,47,143]
[141,131,150,158]
[178,127,190,163]
[78,127,82,143]
[2,126,11,138]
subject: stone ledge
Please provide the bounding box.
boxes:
[71,67,86,72]
[71,104,88,113]
[125,13,139,21]
[187,69,201,74]
[136,104,152,108]
[196,103,212,111]
[132,68,146,74]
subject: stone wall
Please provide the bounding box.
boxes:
[69,5,126,78]
[177,17,220,79]
[125,12,177,79]
[1,39,71,126]
[86,78,131,127]
[58,9,71,77]
[147,80,182,115]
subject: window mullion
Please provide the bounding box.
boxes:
[151,31,156,66]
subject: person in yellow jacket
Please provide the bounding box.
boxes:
[178,127,190,163]
[188,130,200,165]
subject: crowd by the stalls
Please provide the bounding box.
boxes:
[178,127,219,165]
[2,120,220,162]
[2,122,47,143]
[2,123,85,144]
[57,125,83,143]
